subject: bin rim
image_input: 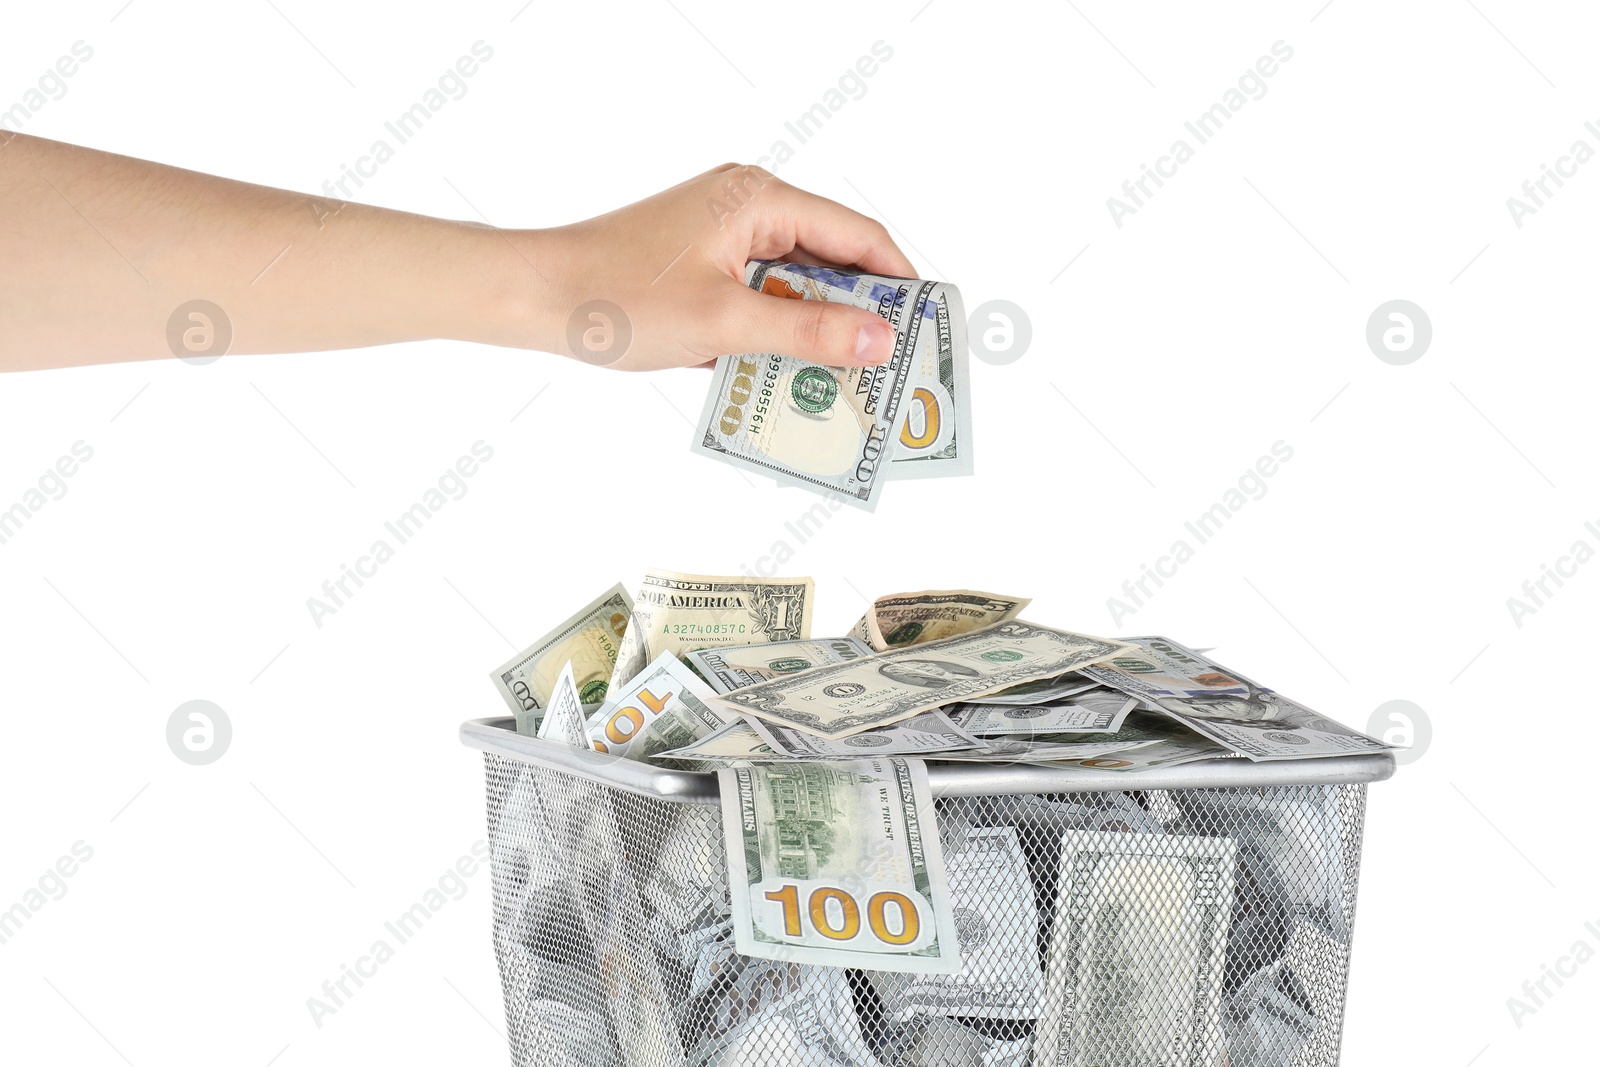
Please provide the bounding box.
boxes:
[460,716,1396,804]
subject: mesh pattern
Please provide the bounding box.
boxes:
[482,754,1368,1067]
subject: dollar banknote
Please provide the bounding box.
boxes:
[869,826,1044,1022]
[744,709,983,759]
[525,999,621,1067]
[490,584,632,733]
[692,261,968,510]
[1035,830,1237,1067]
[583,651,740,763]
[719,757,961,972]
[884,1016,1032,1067]
[950,690,1137,736]
[1224,962,1318,1066]
[685,636,872,694]
[520,757,685,1064]
[969,790,1168,842]
[679,957,879,1067]
[967,672,1097,706]
[715,621,1133,739]
[603,599,650,701]
[640,806,730,948]
[850,588,1030,651]
[631,569,814,663]
[650,720,776,763]
[535,661,590,749]
[887,283,971,480]
[927,737,1152,763]
[1039,710,1234,772]
[1090,635,1259,695]
[1176,785,1351,944]
[1084,636,1392,761]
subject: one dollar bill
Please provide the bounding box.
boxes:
[719,757,961,972]
[716,620,1134,739]
[693,261,967,510]
[631,568,814,663]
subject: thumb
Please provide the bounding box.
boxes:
[723,286,896,367]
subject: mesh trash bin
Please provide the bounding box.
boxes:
[461,716,1394,1067]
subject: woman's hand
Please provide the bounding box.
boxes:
[0,138,915,374]
[523,163,917,371]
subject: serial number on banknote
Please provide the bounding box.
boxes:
[665,623,755,637]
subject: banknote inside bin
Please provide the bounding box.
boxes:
[483,571,1396,1065]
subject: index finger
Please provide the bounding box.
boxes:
[757,183,918,278]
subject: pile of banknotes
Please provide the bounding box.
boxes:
[691,262,972,511]
[487,573,1393,1066]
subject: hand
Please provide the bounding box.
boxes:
[0,139,916,374]
[528,164,917,372]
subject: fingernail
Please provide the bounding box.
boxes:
[855,321,892,364]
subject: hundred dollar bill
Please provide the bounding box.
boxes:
[490,583,631,733]
[1084,636,1392,761]
[1085,635,1258,696]
[852,588,1031,651]
[716,620,1133,739]
[745,709,983,759]
[692,261,967,510]
[585,651,741,762]
[685,636,872,694]
[1035,830,1237,1067]
[719,757,961,972]
[631,568,814,662]
[603,599,650,700]
[535,661,591,749]
[950,690,1137,736]
[887,285,972,480]
[870,826,1045,1022]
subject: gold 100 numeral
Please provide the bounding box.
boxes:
[899,387,942,450]
[763,884,921,945]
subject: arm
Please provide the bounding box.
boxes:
[0,136,914,373]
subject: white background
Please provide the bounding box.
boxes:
[1,1,1594,1064]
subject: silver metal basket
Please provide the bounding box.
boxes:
[461,716,1394,1067]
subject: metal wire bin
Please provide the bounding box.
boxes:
[461,717,1395,1067]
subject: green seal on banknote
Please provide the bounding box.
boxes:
[790,367,839,413]
[980,649,1024,662]
[579,680,609,703]
[767,657,812,672]
[885,622,925,646]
